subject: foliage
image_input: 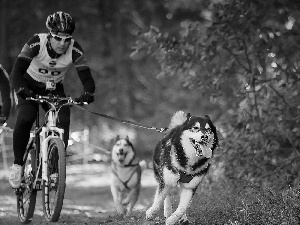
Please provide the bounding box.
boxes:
[133,0,300,187]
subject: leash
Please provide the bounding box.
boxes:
[74,105,168,133]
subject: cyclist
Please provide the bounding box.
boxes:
[9,11,95,188]
[0,64,11,126]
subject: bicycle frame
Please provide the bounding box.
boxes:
[41,109,64,183]
[25,97,64,190]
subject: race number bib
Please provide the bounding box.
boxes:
[46,80,56,90]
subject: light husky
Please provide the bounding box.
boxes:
[110,135,145,216]
[146,111,218,225]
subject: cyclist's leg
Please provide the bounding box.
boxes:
[10,98,37,188]
[57,106,70,149]
[13,99,37,165]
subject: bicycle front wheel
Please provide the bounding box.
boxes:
[42,138,66,222]
[17,146,37,224]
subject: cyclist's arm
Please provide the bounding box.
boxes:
[72,41,95,93]
[0,65,11,118]
[11,35,40,92]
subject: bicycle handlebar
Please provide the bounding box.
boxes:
[26,94,88,106]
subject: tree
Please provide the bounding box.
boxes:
[133,0,300,187]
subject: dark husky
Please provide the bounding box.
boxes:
[146,111,218,225]
[110,135,144,216]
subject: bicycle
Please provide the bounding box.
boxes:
[14,94,85,223]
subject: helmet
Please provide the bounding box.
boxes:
[46,11,75,35]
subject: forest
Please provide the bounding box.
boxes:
[1,0,300,189]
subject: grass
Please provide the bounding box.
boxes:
[1,164,300,224]
[101,178,300,225]
[187,179,300,225]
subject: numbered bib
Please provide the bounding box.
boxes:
[46,80,56,90]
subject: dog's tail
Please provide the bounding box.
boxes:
[169,111,188,130]
[139,159,148,171]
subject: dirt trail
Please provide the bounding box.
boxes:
[0,163,158,225]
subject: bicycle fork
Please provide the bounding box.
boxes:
[41,127,64,181]
[33,111,64,190]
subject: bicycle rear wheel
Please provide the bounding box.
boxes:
[42,138,66,222]
[16,146,37,224]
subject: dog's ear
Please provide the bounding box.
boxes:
[204,115,219,147]
[186,113,192,123]
[115,135,120,141]
[187,113,191,119]
[205,115,211,121]
[125,135,129,141]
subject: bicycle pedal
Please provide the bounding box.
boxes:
[50,173,58,180]
[35,178,42,190]
[14,188,23,195]
[14,189,21,195]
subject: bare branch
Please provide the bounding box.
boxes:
[242,38,252,73]
[267,83,289,106]
[223,46,252,73]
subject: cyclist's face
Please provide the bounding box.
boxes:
[50,32,72,54]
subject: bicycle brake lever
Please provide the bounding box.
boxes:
[75,101,88,106]
[25,97,35,101]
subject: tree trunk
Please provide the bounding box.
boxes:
[0,0,9,68]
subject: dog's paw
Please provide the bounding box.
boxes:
[178,217,189,225]
[145,207,156,220]
[165,214,189,225]
[116,204,126,215]
[125,209,133,217]
[179,220,189,225]
[122,198,130,205]
[165,215,181,225]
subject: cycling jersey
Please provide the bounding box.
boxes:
[11,33,95,94]
[26,34,73,83]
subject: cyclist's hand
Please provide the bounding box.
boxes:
[76,92,94,104]
[16,87,33,99]
[0,115,6,126]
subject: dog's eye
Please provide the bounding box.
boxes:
[191,126,200,132]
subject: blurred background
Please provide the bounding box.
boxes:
[1,0,300,189]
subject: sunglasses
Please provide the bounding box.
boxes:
[50,32,72,42]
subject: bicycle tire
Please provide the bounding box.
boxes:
[42,137,66,222]
[17,146,37,224]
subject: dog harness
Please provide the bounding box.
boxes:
[111,162,141,190]
[178,165,210,183]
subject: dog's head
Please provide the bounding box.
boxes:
[170,111,218,158]
[111,135,136,165]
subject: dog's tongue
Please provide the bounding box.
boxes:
[202,147,212,158]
